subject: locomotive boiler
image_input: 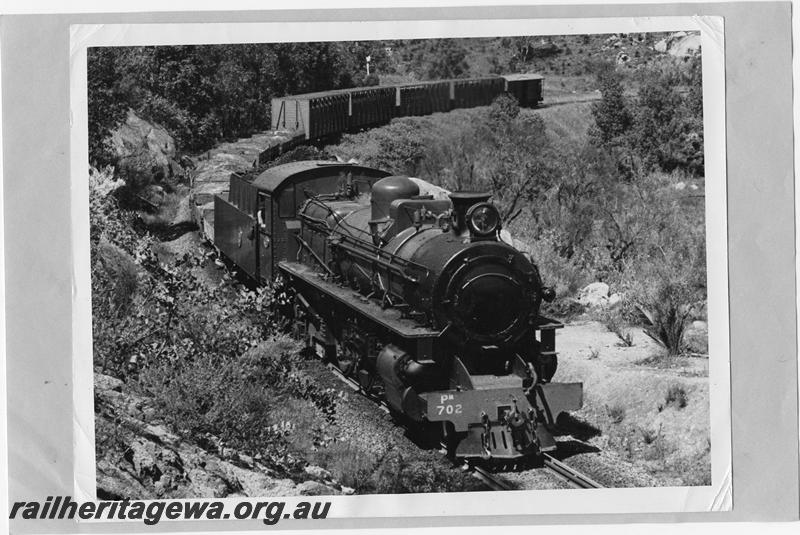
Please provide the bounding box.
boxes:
[211,161,582,461]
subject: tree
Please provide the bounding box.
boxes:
[589,57,704,178]
[414,39,470,80]
[589,63,632,146]
[87,48,130,165]
[483,107,555,224]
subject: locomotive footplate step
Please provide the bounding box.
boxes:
[279,261,441,339]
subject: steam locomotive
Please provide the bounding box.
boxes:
[205,160,582,461]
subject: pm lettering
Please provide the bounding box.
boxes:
[436,394,462,416]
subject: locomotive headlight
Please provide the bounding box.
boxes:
[466,202,501,237]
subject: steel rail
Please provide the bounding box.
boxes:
[471,465,515,491]
[542,453,604,489]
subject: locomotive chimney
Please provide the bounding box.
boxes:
[449,192,491,235]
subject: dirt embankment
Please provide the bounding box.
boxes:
[554,320,710,486]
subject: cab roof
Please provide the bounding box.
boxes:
[251,160,391,194]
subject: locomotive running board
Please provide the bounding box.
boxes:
[278,261,441,339]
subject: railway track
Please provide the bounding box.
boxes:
[324,361,603,491]
[542,453,604,489]
[472,465,515,491]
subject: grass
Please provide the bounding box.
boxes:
[310,442,381,492]
[529,100,595,145]
[95,239,140,316]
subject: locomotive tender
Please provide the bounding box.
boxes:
[209,160,582,461]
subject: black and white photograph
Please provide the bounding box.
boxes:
[74,16,729,516]
[6,2,800,533]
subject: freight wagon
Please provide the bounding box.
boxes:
[270,74,543,141]
[502,74,544,108]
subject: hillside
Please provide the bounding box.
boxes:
[377,32,698,84]
[88,32,699,166]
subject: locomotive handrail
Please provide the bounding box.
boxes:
[303,197,373,239]
[331,233,430,283]
[293,234,335,277]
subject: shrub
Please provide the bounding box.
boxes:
[90,166,339,472]
[95,239,140,316]
[640,425,660,445]
[138,336,330,472]
[488,93,520,123]
[312,445,481,494]
[511,229,588,302]
[665,384,688,409]
[370,451,481,494]
[642,428,672,462]
[634,266,703,355]
[311,442,380,492]
[375,120,431,176]
[615,175,706,354]
[598,308,634,347]
[606,403,625,423]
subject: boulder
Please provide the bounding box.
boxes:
[143,424,180,445]
[96,459,157,500]
[127,439,162,482]
[577,282,610,307]
[654,32,701,58]
[110,109,179,187]
[187,469,233,498]
[297,480,339,496]
[684,320,708,354]
[304,465,332,480]
[95,373,123,393]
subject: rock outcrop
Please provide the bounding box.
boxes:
[94,372,341,499]
[110,110,185,188]
[654,32,701,58]
[576,282,623,309]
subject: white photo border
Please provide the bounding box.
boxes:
[69,15,731,518]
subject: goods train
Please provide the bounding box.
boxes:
[202,160,582,461]
[270,74,543,142]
